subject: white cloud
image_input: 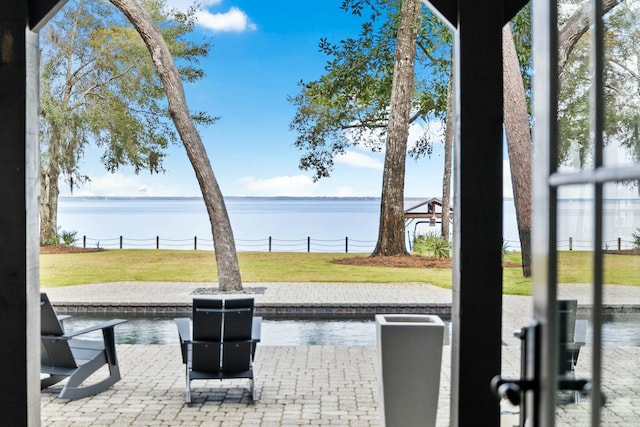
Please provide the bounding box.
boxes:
[238,175,318,196]
[196,7,256,32]
[335,151,384,170]
[59,173,180,197]
[165,0,222,13]
[164,1,255,33]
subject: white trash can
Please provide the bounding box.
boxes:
[376,314,444,427]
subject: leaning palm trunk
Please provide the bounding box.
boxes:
[110,0,242,290]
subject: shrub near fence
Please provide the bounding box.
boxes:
[76,235,638,253]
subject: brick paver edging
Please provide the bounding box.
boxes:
[53,302,453,318]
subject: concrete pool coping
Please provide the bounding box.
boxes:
[51,301,640,320]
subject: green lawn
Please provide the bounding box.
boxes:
[40,249,639,295]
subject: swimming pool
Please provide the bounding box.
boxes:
[60,315,380,346]
[57,313,639,346]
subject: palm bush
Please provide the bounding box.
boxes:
[413,232,451,259]
[633,228,640,248]
[61,230,78,246]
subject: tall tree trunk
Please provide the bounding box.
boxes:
[441,65,453,242]
[40,159,60,245]
[372,0,421,257]
[503,25,532,277]
[110,0,242,290]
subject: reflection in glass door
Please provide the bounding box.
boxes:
[532,0,640,426]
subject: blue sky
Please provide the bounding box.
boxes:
[58,0,493,199]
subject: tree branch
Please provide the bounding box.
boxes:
[558,0,621,72]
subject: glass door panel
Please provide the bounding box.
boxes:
[602,1,640,170]
[556,186,594,426]
[532,1,640,426]
[600,181,640,426]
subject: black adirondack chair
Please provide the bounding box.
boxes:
[558,299,587,402]
[175,298,262,403]
[40,292,126,400]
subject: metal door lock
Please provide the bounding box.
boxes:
[491,377,535,406]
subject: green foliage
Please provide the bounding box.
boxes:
[557,0,640,168]
[507,1,640,170]
[413,232,451,259]
[40,0,214,189]
[43,235,60,247]
[633,228,640,248]
[61,230,78,246]
[42,228,78,246]
[288,0,452,180]
[502,239,510,257]
[510,5,532,111]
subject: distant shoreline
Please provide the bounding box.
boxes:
[57,195,640,202]
[58,195,416,201]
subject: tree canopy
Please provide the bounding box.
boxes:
[39,0,213,243]
[288,0,452,181]
[558,0,640,168]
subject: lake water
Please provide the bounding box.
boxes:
[56,196,640,253]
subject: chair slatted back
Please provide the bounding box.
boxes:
[190,298,254,374]
[222,299,254,373]
[222,341,252,373]
[41,293,65,336]
[558,299,579,374]
[192,342,222,374]
[192,299,223,341]
[40,293,77,369]
[558,300,577,343]
[223,298,254,341]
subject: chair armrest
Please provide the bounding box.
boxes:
[574,319,588,345]
[41,334,71,341]
[175,318,191,364]
[65,319,126,338]
[175,318,191,344]
[252,316,262,343]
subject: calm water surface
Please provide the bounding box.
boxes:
[62,315,377,346]
[60,313,639,347]
[57,197,640,253]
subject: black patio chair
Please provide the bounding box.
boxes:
[175,298,262,403]
[558,299,587,402]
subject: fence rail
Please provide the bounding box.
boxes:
[79,235,378,253]
[71,235,638,253]
[503,237,637,252]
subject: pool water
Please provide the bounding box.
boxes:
[586,313,640,347]
[60,316,379,346]
[58,313,639,347]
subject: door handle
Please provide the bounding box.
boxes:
[491,322,600,427]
